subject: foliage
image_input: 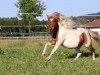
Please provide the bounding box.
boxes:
[15,0,46,24]
[74,16,100,26]
[0,40,99,75]
[0,17,18,25]
[73,12,100,26]
[0,17,47,37]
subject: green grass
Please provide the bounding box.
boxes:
[0,40,100,75]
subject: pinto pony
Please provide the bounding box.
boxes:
[42,12,100,60]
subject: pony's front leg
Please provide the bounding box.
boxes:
[46,41,62,61]
[42,42,52,56]
[42,42,51,56]
[42,39,57,56]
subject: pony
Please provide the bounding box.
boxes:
[42,12,100,60]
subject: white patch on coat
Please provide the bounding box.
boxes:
[50,18,54,22]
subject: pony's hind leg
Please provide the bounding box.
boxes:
[74,47,82,60]
[86,45,95,60]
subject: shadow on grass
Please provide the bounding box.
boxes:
[67,51,99,59]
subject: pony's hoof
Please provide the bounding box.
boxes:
[42,54,44,57]
[42,53,45,56]
[93,58,96,60]
[42,53,49,57]
[74,58,78,60]
[46,57,50,61]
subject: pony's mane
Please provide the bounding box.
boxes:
[48,12,61,19]
[58,14,77,29]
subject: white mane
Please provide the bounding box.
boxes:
[58,14,77,29]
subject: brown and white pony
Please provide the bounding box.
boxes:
[42,12,100,60]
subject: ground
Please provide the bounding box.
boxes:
[0,40,100,75]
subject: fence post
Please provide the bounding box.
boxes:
[29,21,31,37]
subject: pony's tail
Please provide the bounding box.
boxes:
[89,30,100,46]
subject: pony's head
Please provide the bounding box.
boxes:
[47,12,60,31]
[47,12,61,38]
[58,14,77,29]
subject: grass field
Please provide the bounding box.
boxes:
[0,40,100,75]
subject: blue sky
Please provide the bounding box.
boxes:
[0,0,100,20]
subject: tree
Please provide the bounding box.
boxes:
[15,0,46,24]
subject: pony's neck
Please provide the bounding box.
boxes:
[51,30,58,39]
[59,24,68,30]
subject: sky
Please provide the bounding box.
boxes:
[0,0,100,20]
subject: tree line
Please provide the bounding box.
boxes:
[0,17,48,37]
[74,14,100,25]
[0,17,47,25]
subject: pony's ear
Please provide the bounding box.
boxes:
[47,15,49,18]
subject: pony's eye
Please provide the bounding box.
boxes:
[53,20,56,22]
